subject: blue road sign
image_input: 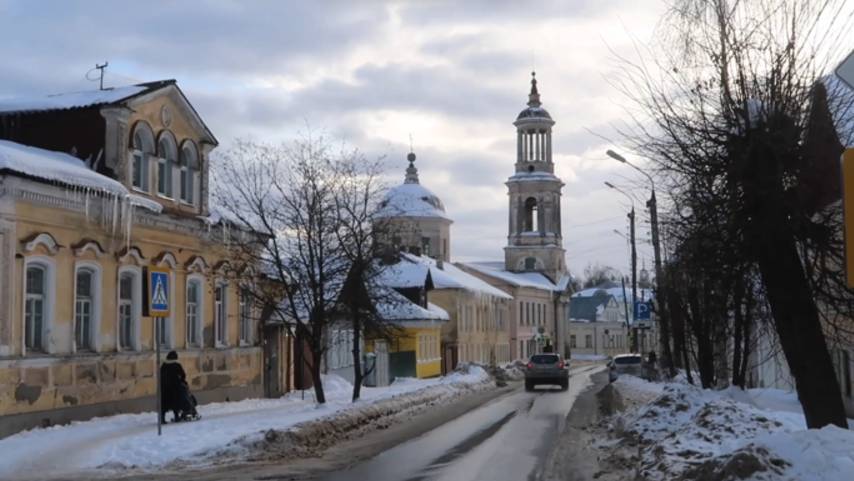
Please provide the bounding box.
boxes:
[148,269,170,316]
[634,300,651,321]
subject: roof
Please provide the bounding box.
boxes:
[375,182,451,221]
[823,75,854,147]
[402,253,513,299]
[461,261,560,291]
[0,80,173,114]
[375,259,430,289]
[0,80,218,146]
[569,292,612,322]
[374,287,448,323]
[0,139,160,212]
[507,171,563,183]
[572,283,654,303]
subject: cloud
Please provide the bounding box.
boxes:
[0,0,668,278]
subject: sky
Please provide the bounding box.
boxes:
[0,0,669,279]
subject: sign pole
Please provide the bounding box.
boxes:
[156,316,162,436]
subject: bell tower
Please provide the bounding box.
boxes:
[504,72,566,281]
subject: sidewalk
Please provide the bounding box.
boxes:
[0,366,491,480]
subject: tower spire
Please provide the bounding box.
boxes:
[527,71,541,107]
[404,151,419,184]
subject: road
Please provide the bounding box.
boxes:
[317,364,602,481]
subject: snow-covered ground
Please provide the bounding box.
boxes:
[610,376,854,481]
[0,366,490,480]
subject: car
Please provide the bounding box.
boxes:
[524,353,569,391]
[608,353,643,382]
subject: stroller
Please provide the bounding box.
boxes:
[172,380,201,422]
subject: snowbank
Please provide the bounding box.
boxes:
[0,366,491,480]
[611,381,854,481]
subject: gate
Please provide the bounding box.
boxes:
[374,340,390,387]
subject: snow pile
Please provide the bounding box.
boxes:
[611,381,854,481]
[0,367,491,480]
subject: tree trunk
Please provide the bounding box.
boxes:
[309,322,326,404]
[731,278,745,388]
[687,284,715,388]
[740,148,846,428]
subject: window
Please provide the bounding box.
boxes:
[421,237,431,257]
[75,267,96,350]
[239,287,252,344]
[524,197,538,232]
[157,132,177,197]
[186,278,202,346]
[118,272,137,350]
[570,335,577,348]
[525,257,536,270]
[584,334,592,348]
[131,123,154,191]
[157,316,170,349]
[179,141,199,204]
[215,283,227,346]
[25,265,47,351]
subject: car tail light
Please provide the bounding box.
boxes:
[527,362,534,369]
[558,361,565,369]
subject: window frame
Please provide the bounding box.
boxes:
[214,280,228,347]
[130,122,155,192]
[179,140,199,205]
[239,286,252,345]
[186,274,204,347]
[23,257,54,354]
[117,266,142,351]
[156,131,178,199]
[73,261,102,352]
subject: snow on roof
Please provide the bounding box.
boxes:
[0,84,148,114]
[506,171,563,183]
[375,287,448,322]
[0,139,128,196]
[375,259,429,289]
[461,261,560,291]
[374,182,451,221]
[572,284,654,303]
[402,254,512,299]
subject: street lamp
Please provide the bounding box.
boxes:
[607,149,672,374]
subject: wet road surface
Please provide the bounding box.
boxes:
[320,364,602,481]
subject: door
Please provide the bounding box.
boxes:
[375,340,390,387]
[263,324,281,398]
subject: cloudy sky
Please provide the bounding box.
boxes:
[0,0,670,278]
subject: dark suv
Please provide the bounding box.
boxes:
[524,353,569,391]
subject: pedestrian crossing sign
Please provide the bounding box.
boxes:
[147,267,170,316]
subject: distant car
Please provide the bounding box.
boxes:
[608,353,643,382]
[525,353,569,391]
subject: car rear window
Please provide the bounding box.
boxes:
[614,356,642,365]
[531,354,559,364]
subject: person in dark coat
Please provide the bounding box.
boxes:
[160,350,187,423]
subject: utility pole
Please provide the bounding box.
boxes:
[628,207,638,351]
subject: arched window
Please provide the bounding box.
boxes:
[179,140,199,205]
[25,264,47,351]
[157,131,177,198]
[524,197,538,232]
[524,257,537,271]
[131,122,155,191]
[74,264,101,351]
[186,276,204,347]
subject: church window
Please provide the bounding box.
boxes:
[422,237,431,257]
[524,257,536,270]
[524,197,538,232]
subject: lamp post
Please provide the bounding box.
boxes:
[607,149,674,375]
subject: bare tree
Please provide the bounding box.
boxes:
[613,0,854,427]
[213,136,358,404]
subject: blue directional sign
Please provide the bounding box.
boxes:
[634,300,651,321]
[147,268,170,316]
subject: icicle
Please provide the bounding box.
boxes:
[125,202,134,253]
[111,195,119,236]
[84,187,90,220]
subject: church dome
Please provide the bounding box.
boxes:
[516,106,552,121]
[375,152,451,221]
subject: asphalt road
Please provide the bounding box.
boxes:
[318,364,603,481]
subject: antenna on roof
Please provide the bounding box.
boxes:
[409,133,414,153]
[95,62,109,90]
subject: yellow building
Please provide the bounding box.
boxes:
[0,80,270,436]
